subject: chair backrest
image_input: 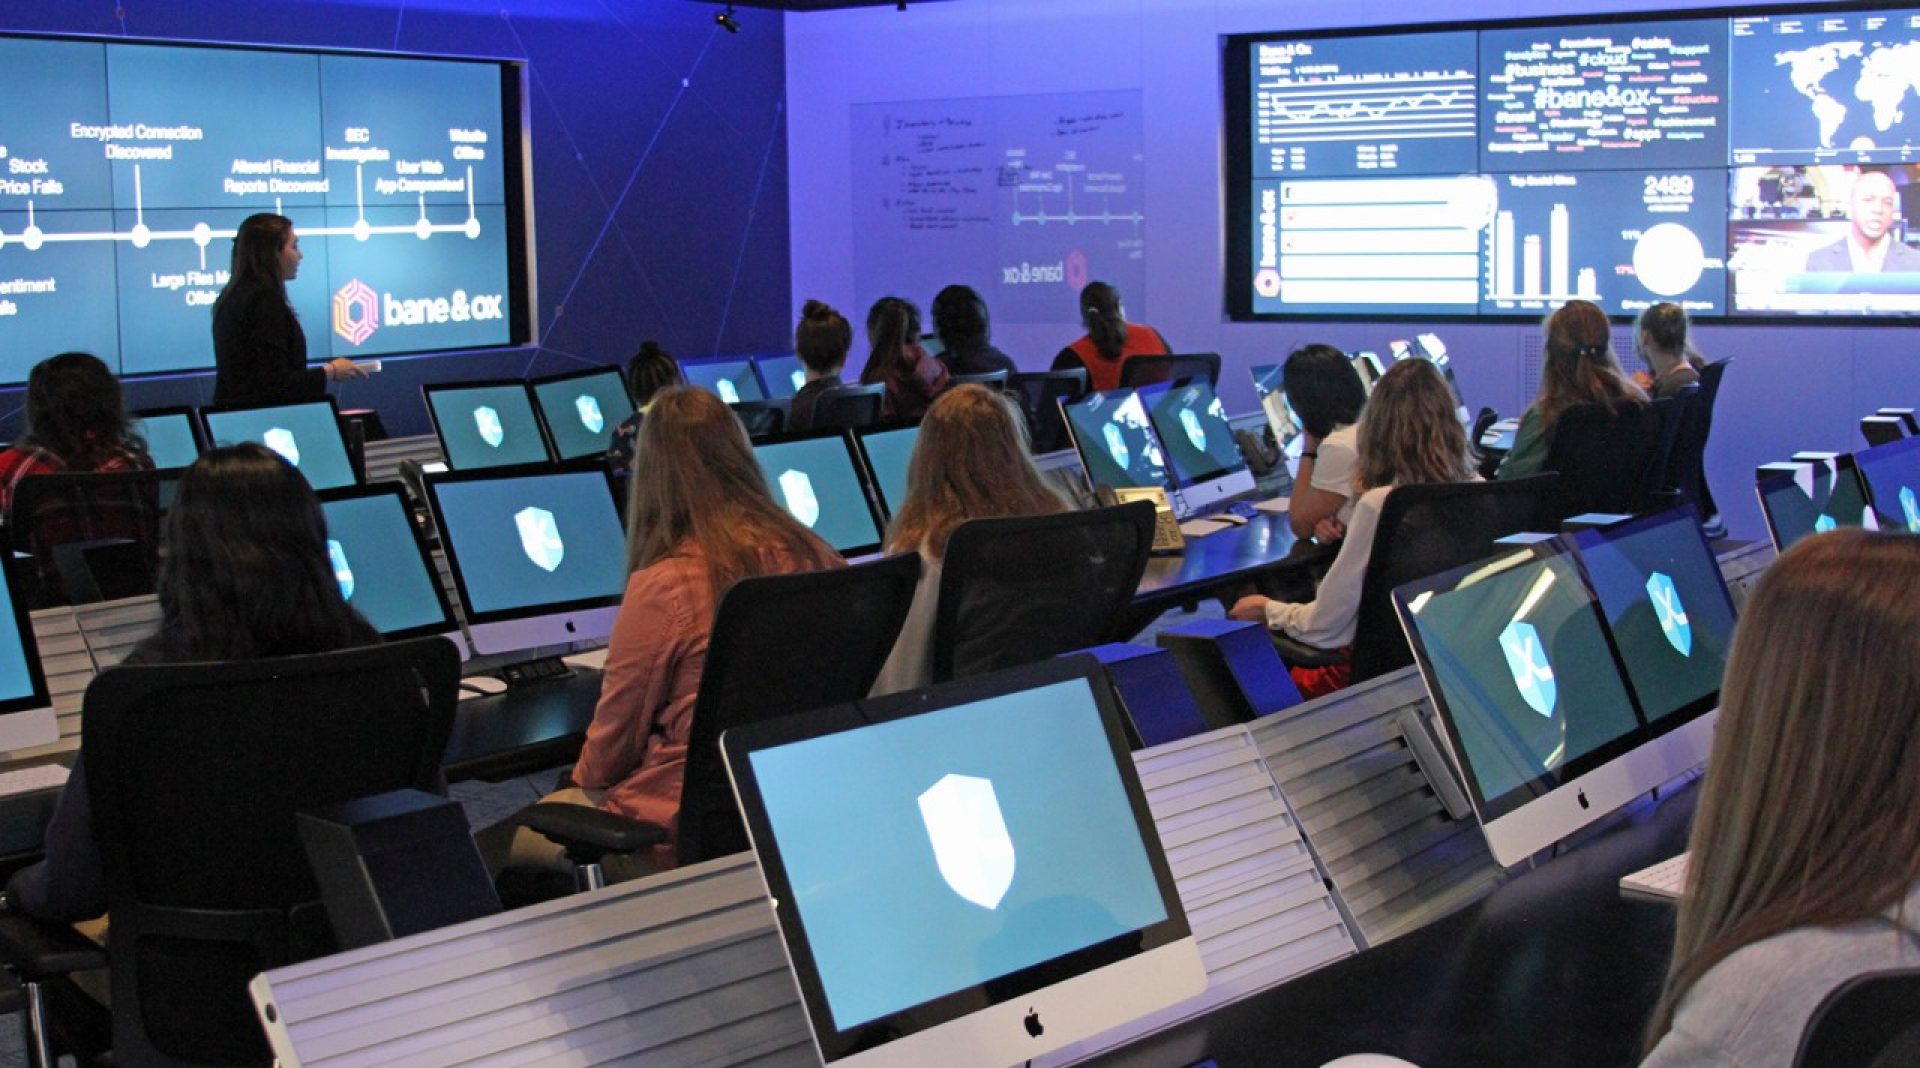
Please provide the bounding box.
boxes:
[1009,369,1089,453]
[811,383,885,430]
[931,501,1156,683]
[949,369,1009,392]
[1669,357,1731,523]
[1794,967,1920,1068]
[677,553,921,865]
[729,399,787,440]
[1351,474,1558,683]
[83,637,460,1066]
[1543,400,1668,520]
[9,469,175,607]
[1120,352,1222,389]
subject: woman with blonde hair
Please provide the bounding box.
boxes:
[518,387,843,867]
[1642,530,1920,1066]
[869,384,1069,694]
[1230,358,1477,697]
[1497,298,1647,479]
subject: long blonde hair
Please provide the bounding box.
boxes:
[1352,359,1476,493]
[1535,299,1647,429]
[624,386,839,601]
[1647,530,1920,1048]
[884,385,1068,558]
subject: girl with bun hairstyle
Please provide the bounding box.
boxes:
[789,300,854,432]
[1496,299,1647,480]
[606,340,683,478]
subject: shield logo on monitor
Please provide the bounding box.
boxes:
[1178,407,1208,451]
[778,469,819,528]
[918,773,1015,911]
[1499,619,1556,718]
[474,406,505,448]
[515,506,564,572]
[1102,422,1130,469]
[1646,571,1691,657]
[262,427,300,466]
[575,394,605,434]
[717,379,740,404]
[328,539,354,601]
[1901,486,1919,533]
[1814,514,1838,534]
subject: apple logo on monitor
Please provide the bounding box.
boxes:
[1499,619,1555,718]
[918,773,1015,911]
[475,406,505,448]
[263,427,300,466]
[1023,1009,1044,1038]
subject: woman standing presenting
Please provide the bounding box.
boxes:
[211,213,363,407]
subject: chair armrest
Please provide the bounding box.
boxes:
[520,803,667,863]
[0,912,107,980]
[1269,632,1346,669]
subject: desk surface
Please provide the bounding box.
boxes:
[1094,782,1696,1068]
[441,667,599,782]
[1124,512,1329,634]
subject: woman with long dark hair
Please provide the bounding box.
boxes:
[859,296,949,422]
[5,444,378,921]
[1496,299,1646,479]
[930,284,1016,377]
[1280,343,1370,541]
[211,213,363,407]
[0,352,153,514]
[1051,281,1169,392]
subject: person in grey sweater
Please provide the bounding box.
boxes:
[1642,529,1920,1066]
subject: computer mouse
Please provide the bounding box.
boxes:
[1319,1055,1421,1068]
[460,674,509,697]
[1215,512,1249,525]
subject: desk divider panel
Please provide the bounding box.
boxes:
[361,433,446,486]
[24,607,88,762]
[73,596,162,670]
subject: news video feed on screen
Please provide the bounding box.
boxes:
[1229,5,1920,321]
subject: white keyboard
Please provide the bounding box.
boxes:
[1620,852,1690,903]
[0,763,70,799]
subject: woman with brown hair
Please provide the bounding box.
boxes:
[1642,530,1920,1066]
[869,384,1069,695]
[1051,280,1170,392]
[859,296,949,422]
[1496,298,1647,479]
[1229,358,1477,697]
[524,386,843,865]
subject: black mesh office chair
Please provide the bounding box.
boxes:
[1794,967,1920,1068]
[0,638,460,1067]
[1273,474,1559,684]
[729,399,788,440]
[520,552,921,880]
[1542,400,1671,520]
[949,370,1009,392]
[1008,369,1089,453]
[811,383,886,430]
[1667,358,1732,537]
[8,469,175,607]
[930,502,1155,682]
[1119,352,1222,389]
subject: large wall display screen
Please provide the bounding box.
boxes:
[1225,3,1920,322]
[0,35,530,383]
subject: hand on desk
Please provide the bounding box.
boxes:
[1229,594,1271,624]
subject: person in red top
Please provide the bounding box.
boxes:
[511,386,843,872]
[1051,280,1170,392]
[859,296,950,422]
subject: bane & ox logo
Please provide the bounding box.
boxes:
[332,280,379,346]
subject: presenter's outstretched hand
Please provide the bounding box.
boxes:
[324,357,368,382]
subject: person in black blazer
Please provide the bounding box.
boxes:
[1802,170,1920,273]
[211,213,363,407]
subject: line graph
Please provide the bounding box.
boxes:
[1257,77,1476,144]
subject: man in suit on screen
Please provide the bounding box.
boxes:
[1804,170,1920,273]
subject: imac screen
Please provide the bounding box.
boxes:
[0,558,55,752]
[1757,456,1876,551]
[1400,549,1641,818]
[425,382,550,469]
[752,432,885,555]
[1855,436,1920,533]
[129,410,201,469]
[1249,362,1284,401]
[857,424,919,520]
[1142,381,1252,489]
[203,401,356,490]
[318,486,455,641]
[683,358,766,404]
[757,354,809,399]
[1572,509,1737,725]
[428,468,627,617]
[1062,388,1171,494]
[530,368,634,462]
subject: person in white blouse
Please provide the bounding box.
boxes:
[1280,343,1370,542]
[1228,358,1476,697]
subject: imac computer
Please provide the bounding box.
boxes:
[1403,333,1469,422]
[1350,352,1385,394]
[1248,364,1306,478]
[422,381,554,470]
[529,366,635,463]
[129,407,204,470]
[1061,388,1173,498]
[1854,436,1920,533]
[722,656,1207,1068]
[855,424,920,521]
[681,356,766,404]
[756,354,810,400]
[0,556,61,753]
[317,484,463,649]
[752,429,887,557]
[201,399,358,491]
[423,465,628,656]
[1141,380,1256,514]
[1755,454,1876,552]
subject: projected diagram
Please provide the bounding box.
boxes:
[1251,32,1478,177]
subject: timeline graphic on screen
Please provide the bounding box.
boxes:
[1229,3,1920,321]
[0,35,528,383]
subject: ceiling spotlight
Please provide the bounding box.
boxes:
[716,4,739,33]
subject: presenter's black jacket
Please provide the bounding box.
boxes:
[212,288,327,408]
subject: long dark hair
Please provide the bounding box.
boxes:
[20,352,144,469]
[931,285,990,350]
[859,297,920,387]
[1079,281,1127,361]
[1536,299,1646,429]
[214,213,293,312]
[1281,344,1368,439]
[625,340,682,408]
[149,444,375,661]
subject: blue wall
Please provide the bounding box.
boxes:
[0,0,792,437]
[786,0,1920,540]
